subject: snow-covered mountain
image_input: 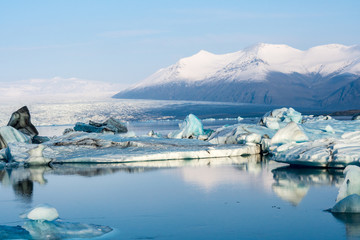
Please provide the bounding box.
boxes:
[114,43,360,110]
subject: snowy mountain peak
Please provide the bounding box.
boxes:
[129,43,360,89]
[114,43,360,109]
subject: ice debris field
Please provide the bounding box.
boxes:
[0,105,360,168]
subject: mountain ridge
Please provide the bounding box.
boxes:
[114,43,360,110]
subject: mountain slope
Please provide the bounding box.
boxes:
[114,43,360,110]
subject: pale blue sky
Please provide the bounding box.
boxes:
[0,0,359,89]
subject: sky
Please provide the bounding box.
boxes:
[0,0,359,93]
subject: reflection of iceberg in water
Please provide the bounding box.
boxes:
[0,166,50,203]
[1,156,274,202]
[331,213,360,239]
[179,155,281,192]
[272,166,343,206]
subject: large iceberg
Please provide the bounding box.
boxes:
[0,131,260,164]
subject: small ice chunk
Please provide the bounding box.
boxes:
[21,204,59,221]
[336,165,360,202]
[265,120,280,130]
[324,125,335,133]
[271,122,309,145]
[331,194,360,213]
[168,114,204,139]
[237,116,244,121]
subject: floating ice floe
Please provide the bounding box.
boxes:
[0,131,260,164]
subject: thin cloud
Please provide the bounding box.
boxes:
[99,29,164,38]
[0,77,128,104]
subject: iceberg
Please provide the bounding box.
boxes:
[272,130,360,168]
[2,131,260,164]
[168,114,205,139]
[259,107,302,129]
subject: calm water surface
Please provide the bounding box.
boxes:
[0,157,353,239]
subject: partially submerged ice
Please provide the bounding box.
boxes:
[330,194,360,213]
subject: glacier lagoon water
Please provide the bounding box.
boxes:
[0,99,355,239]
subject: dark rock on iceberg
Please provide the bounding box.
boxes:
[74,122,106,133]
[352,114,360,120]
[74,117,127,134]
[7,106,38,138]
